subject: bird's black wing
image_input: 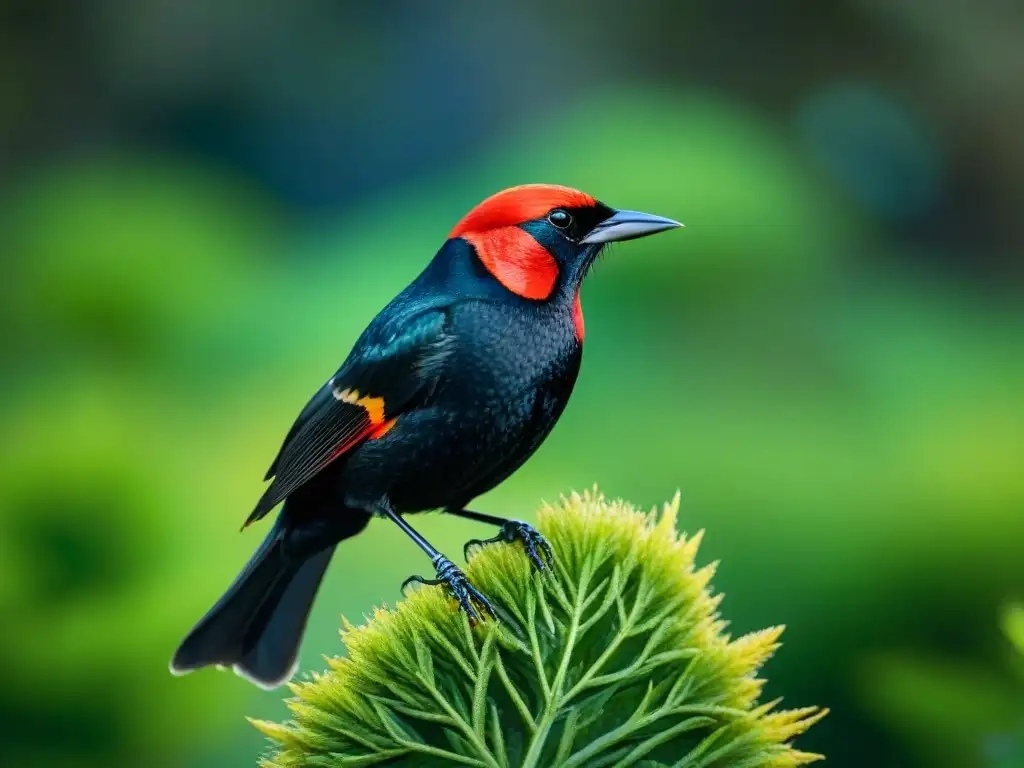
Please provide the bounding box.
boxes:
[244,306,453,527]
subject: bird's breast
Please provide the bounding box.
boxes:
[339,300,580,512]
[447,300,578,390]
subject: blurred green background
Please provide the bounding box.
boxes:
[1,2,1022,766]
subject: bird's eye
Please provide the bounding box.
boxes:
[548,209,572,229]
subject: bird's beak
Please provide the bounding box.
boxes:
[581,209,683,245]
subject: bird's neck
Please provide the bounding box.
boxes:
[422,238,586,343]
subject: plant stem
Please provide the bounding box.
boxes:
[520,560,592,768]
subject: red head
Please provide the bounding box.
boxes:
[448,184,680,303]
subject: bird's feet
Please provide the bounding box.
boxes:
[464,520,554,572]
[402,555,497,625]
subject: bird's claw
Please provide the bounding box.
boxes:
[401,555,497,625]
[464,520,554,572]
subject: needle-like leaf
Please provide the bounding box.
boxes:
[254,490,825,767]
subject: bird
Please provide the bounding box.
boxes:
[170,184,681,689]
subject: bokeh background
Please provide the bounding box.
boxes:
[2,1,1022,766]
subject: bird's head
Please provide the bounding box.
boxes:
[448,184,681,302]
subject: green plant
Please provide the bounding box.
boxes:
[253,491,824,767]
[855,605,1024,768]
[1003,603,1024,659]
[991,603,1024,768]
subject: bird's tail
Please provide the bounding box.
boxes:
[170,522,335,689]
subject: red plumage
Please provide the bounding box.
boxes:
[449,184,597,237]
[460,226,558,300]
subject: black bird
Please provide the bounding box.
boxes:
[170,184,681,688]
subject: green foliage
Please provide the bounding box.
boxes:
[991,603,1024,768]
[253,492,824,767]
[1003,604,1024,659]
[855,605,1024,768]
[0,160,272,767]
[2,157,278,366]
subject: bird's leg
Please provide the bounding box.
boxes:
[376,500,496,623]
[449,508,554,572]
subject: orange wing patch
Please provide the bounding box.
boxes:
[332,385,386,426]
[370,416,398,440]
[244,385,391,530]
